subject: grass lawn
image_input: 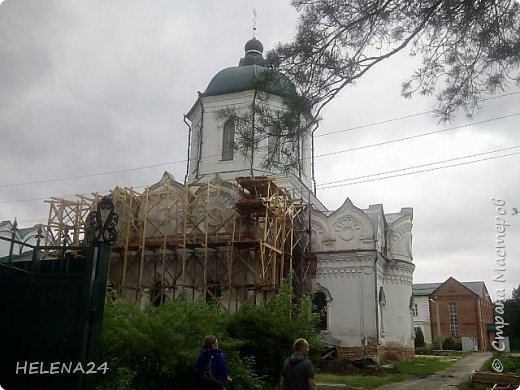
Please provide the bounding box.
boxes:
[316,354,466,389]
[317,372,411,389]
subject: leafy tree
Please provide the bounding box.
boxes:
[512,284,520,301]
[97,298,265,390]
[503,284,520,337]
[97,285,321,389]
[225,282,321,384]
[267,0,520,122]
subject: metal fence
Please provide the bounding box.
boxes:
[0,196,116,390]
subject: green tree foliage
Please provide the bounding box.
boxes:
[267,0,520,121]
[441,336,461,350]
[97,299,227,389]
[503,284,520,337]
[226,283,321,383]
[414,327,425,348]
[97,286,320,389]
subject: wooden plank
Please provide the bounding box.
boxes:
[472,371,520,386]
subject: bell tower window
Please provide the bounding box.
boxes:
[222,120,235,161]
[267,132,280,163]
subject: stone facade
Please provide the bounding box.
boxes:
[310,200,415,361]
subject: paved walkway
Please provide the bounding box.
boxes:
[374,352,492,389]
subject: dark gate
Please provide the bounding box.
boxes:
[0,197,117,390]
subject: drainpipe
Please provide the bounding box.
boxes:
[475,296,482,350]
[196,91,204,179]
[183,115,192,185]
[311,122,319,195]
[359,270,366,362]
[250,89,258,177]
[374,256,380,346]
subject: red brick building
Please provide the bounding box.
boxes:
[428,277,494,350]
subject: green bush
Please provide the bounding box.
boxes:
[482,352,520,374]
[442,337,461,350]
[97,284,321,389]
[97,298,265,389]
[414,327,425,348]
[99,299,203,389]
[226,283,321,383]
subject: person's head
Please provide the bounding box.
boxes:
[293,338,310,356]
[202,335,219,350]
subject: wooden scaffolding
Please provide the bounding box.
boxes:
[44,174,314,309]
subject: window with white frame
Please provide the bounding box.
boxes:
[412,302,418,317]
[448,302,459,337]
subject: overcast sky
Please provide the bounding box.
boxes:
[1,0,519,299]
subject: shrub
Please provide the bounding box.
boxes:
[97,284,321,389]
[442,337,461,350]
[97,298,265,389]
[482,352,520,373]
[414,327,425,348]
[225,282,321,384]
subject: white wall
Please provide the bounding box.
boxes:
[187,90,313,190]
[413,295,433,345]
[315,253,378,347]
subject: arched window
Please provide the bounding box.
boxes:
[222,120,235,161]
[267,133,280,163]
[312,291,328,331]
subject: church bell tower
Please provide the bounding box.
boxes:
[185,35,323,208]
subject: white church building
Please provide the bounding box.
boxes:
[184,36,416,361]
[1,34,416,362]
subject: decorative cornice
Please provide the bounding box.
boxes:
[316,268,363,279]
[383,274,414,285]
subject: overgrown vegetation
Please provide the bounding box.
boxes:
[96,283,320,390]
[481,352,520,374]
[317,355,463,389]
[442,337,462,351]
[502,284,520,338]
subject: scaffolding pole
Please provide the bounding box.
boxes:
[44,174,313,309]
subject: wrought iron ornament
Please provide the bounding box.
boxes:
[85,196,118,245]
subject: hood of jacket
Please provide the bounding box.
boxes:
[289,352,306,365]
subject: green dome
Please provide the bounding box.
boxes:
[205,64,294,97]
[204,38,295,97]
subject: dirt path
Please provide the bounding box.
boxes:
[374,352,492,389]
